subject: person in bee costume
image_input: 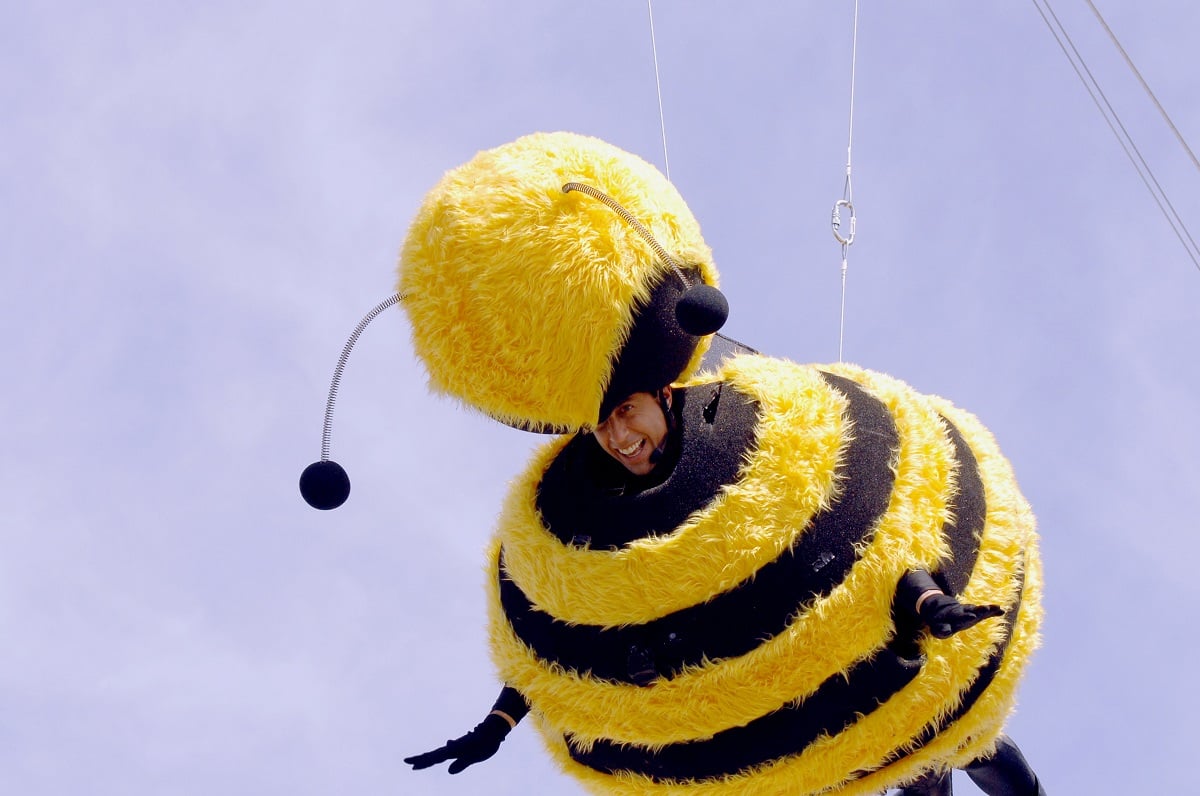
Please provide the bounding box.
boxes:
[346,131,1046,795]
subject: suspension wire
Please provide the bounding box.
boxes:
[1032,0,1200,272]
[646,0,671,181]
[1084,0,1200,176]
[831,0,860,361]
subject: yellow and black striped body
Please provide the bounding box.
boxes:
[487,355,1041,796]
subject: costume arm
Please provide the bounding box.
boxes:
[404,686,530,774]
[897,570,1004,639]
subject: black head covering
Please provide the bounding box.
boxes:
[598,270,728,423]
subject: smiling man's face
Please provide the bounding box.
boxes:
[591,388,671,476]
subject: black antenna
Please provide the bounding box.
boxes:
[299,292,405,510]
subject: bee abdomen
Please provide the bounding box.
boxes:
[500,373,898,682]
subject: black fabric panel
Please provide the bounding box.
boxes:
[537,382,761,548]
[935,417,986,597]
[500,372,899,683]
[699,333,759,371]
[599,272,705,424]
[568,648,923,781]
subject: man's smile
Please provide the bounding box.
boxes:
[617,439,646,457]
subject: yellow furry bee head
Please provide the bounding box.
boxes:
[398,132,725,432]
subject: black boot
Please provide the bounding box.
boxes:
[963,735,1045,795]
[896,767,952,796]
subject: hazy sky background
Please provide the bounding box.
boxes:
[4,2,1198,794]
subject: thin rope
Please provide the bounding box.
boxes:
[832,0,860,362]
[1032,0,1200,272]
[647,0,671,181]
[1084,0,1200,175]
[843,0,858,201]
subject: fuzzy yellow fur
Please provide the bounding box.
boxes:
[398,132,717,431]
[486,360,1041,795]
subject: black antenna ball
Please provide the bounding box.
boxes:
[300,460,351,510]
[676,284,729,336]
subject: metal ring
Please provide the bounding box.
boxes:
[831,199,856,245]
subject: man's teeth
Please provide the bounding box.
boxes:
[618,440,643,456]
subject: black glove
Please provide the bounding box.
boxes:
[404,713,513,774]
[918,593,1004,639]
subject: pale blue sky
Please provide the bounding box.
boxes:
[3,2,1198,794]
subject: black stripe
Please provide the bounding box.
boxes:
[499,372,898,683]
[568,648,922,781]
[890,415,989,655]
[935,416,986,597]
[569,565,1027,785]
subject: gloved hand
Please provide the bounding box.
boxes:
[404,713,513,774]
[918,593,1004,639]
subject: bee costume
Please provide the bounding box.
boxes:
[387,132,1043,795]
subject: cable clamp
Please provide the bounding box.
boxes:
[831,198,856,245]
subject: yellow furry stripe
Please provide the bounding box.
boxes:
[498,356,845,627]
[489,361,1013,749]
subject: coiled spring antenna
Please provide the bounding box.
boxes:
[562,181,729,337]
[300,291,406,510]
[562,182,692,288]
[320,292,405,460]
